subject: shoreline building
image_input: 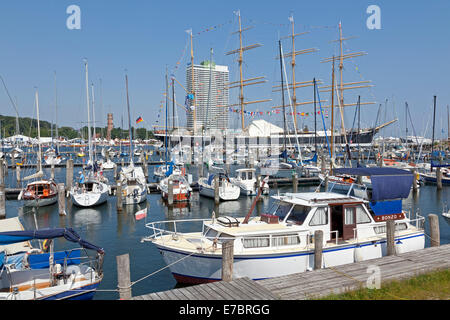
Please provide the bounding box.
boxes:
[106,113,113,140]
[186,61,229,131]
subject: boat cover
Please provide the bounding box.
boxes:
[0,228,104,254]
[333,167,413,201]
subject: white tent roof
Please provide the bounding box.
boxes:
[244,120,284,137]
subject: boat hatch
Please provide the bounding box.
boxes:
[217,216,240,228]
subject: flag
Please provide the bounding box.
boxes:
[136,116,143,124]
[135,208,147,220]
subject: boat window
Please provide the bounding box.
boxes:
[287,205,310,225]
[356,205,371,224]
[203,227,219,240]
[271,233,301,247]
[345,207,355,225]
[241,172,246,180]
[248,171,253,180]
[374,222,408,234]
[309,207,328,226]
[243,236,270,248]
[274,202,293,221]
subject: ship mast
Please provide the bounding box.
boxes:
[189,29,196,134]
[225,10,271,130]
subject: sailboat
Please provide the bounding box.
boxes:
[117,73,147,205]
[18,89,58,207]
[69,60,110,207]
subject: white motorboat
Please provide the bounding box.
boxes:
[144,190,424,284]
[198,173,240,201]
[100,158,117,170]
[158,173,192,202]
[19,180,58,207]
[119,164,148,205]
[230,168,269,196]
[70,172,109,207]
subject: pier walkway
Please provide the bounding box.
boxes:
[132,244,450,300]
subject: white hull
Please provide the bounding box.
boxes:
[198,180,240,201]
[122,185,147,205]
[155,232,425,282]
[71,190,108,207]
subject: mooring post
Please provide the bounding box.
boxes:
[50,163,55,180]
[65,159,73,194]
[57,183,66,216]
[116,253,132,300]
[429,214,440,247]
[314,230,323,270]
[0,161,5,219]
[221,240,234,282]
[214,175,220,205]
[324,175,329,192]
[116,181,123,212]
[412,168,418,193]
[436,167,442,190]
[386,219,396,256]
[168,178,174,206]
[15,165,21,187]
[143,154,148,179]
[292,172,298,193]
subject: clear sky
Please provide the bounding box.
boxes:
[0,0,449,138]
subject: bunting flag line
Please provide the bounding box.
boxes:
[227,107,328,118]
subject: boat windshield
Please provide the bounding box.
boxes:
[274,202,293,221]
[286,205,310,225]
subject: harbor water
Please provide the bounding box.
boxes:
[1,152,449,300]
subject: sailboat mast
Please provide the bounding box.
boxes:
[125,74,133,164]
[314,78,317,152]
[91,82,97,161]
[54,71,58,140]
[431,95,437,170]
[330,56,335,160]
[238,12,245,130]
[35,89,42,173]
[290,16,297,130]
[190,30,196,134]
[279,40,288,162]
[84,60,93,164]
[338,22,344,131]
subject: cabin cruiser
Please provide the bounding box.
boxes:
[230,168,269,196]
[143,167,424,284]
[154,162,182,181]
[198,172,240,201]
[259,159,298,178]
[158,174,192,202]
[118,164,147,205]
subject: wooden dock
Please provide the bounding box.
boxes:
[132,244,450,300]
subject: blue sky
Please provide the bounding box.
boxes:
[0,0,449,138]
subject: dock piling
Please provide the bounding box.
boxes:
[314,230,323,270]
[292,173,298,193]
[386,220,396,256]
[429,214,440,247]
[221,240,234,282]
[116,254,132,300]
[0,161,5,219]
[214,175,220,205]
[116,181,123,212]
[65,159,73,194]
[16,165,21,187]
[168,178,174,206]
[57,183,66,216]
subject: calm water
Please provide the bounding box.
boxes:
[1,152,449,300]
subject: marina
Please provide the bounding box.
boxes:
[0,1,449,305]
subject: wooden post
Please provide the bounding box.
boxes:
[412,168,418,193]
[386,220,396,256]
[57,183,66,216]
[16,165,21,187]
[116,254,132,300]
[221,240,234,282]
[116,181,123,212]
[324,175,329,192]
[113,163,118,180]
[65,159,73,194]
[314,230,323,270]
[292,172,298,193]
[436,167,442,190]
[321,153,326,174]
[214,175,220,205]
[0,161,5,219]
[429,214,440,247]
[50,163,55,180]
[168,178,173,206]
[143,155,148,178]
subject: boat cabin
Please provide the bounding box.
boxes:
[235,168,255,181]
[24,181,57,198]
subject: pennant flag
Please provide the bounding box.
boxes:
[136,116,143,124]
[135,208,147,221]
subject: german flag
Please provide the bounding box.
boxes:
[136,116,143,124]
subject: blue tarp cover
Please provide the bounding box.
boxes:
[28,249,81,269]
[0,228,104,254]
[369,200,402,216]
[333,167,413,201]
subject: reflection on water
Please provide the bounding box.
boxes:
[71,207,103,228]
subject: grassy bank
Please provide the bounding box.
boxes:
[318,269,450,300]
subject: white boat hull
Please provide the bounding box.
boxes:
[155,231,425,283]
[71,190,108,207]
[198,182,240,201]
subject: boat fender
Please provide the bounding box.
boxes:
[354,244,364,262]
[17,190,23,201]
